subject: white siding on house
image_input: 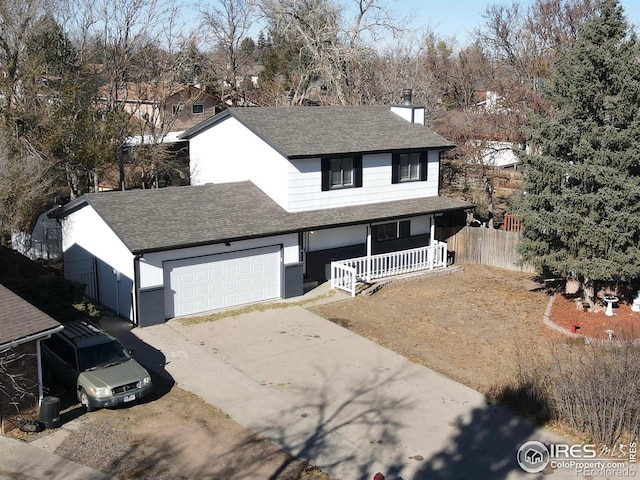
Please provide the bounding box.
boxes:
[189,117,289,208]
[61,206,134,282]
[139,233,299,289]
[307,225,367,251]
[409,215,431,236]
[61,206,134,319]
[305,216,431,252]
[480,141,521,167]
[390,105,425,125]
[287,151,440,212]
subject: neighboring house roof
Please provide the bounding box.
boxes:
[100,82,214,104]
[53,182,472,254]
[180,106,455,158]
[0,284,62,348]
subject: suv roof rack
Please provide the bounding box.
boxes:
[60,320,107,344]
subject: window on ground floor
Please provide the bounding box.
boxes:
[374,220,411,241]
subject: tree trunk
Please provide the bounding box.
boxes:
[582,277,595,307]
[484,170,495,228]
[65,163,80,200]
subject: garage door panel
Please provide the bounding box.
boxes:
[180,272,195,284]
[211,267,224,278]
[195,271,209,282]
[182,287,195,299]
[195,285,210,296]
[166,246,281,318]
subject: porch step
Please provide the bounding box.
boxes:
[360,265,465,297]
[303,279,319,292]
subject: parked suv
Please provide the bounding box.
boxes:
[42,320,152,411]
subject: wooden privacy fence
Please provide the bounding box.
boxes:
[503,214,522,233]
[440,226,536,273]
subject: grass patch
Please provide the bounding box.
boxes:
[177,290,338,326]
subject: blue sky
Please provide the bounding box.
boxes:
[395,0,640,45]
[187,1,640,47]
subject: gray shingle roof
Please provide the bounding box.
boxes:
[0,284,62,347]
[181,106,455,158]
[55,182,472,254]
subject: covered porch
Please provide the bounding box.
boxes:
[329,220,448,296]
[331,242,448,296]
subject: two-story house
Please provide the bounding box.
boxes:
[53,91,472,326]
[119,83,219,142]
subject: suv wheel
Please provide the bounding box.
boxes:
[79,388,95,412]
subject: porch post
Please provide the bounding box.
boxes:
[366,225,372,282]
[429,215,436,268]
[430,215,436,245]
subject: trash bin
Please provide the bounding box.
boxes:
[39,396,61,429]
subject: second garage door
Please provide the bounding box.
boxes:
[165,246,281,318]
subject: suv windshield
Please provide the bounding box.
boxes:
[78,340,131,372]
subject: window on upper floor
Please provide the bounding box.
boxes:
[321,155,362,191]
[392,151,428,183]
[172,105,181,115]
[374,220,411,241]
[192,103,205,114]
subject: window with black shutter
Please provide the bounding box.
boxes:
[392,151,428,183]
[321,155,362,190]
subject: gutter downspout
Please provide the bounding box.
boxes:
[133,254,142,327]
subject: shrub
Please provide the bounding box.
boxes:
[496,337,640,446]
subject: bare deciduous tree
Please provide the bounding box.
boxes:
[258,0,405,105]
[60,0,183,191]
[200,0,256,107]
[0,347,37,417]
[0,0,50,126]
[0,131,53,240]
[477,0,597,114]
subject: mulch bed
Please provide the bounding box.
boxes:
[550,294,640,340]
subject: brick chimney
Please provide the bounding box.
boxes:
[390,88,425,125]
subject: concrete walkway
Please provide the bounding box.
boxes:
[129,305,581,480]
[0,434,113,480]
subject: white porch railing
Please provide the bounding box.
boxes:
[331,241,448,297]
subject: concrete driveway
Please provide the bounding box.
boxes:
[127,304,586,480]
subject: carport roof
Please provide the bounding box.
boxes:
[0,284,62,348]
[54,182,473,254]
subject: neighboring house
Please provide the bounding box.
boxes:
[161,84,220,134]
[475,90,502,112]
[473,90,523,169]
[11,207,62,262]
[111,83,219,138]
[0,284,63,423]
[98,83,219,189]
[53,91,472,327]
[479,140,523,169]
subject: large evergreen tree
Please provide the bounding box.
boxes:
[516,0,640,301]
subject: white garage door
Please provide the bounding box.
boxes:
[165,246,281,318]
